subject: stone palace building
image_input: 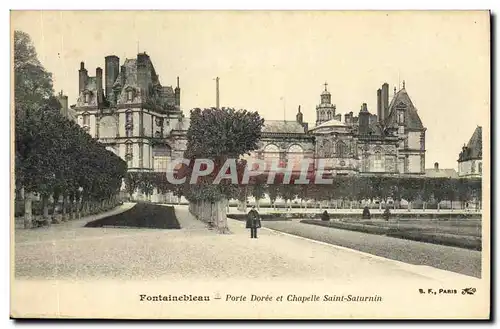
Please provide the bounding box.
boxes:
[458,126,482,178]
[72,53,428,188]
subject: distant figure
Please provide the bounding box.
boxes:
[246,206,261,239]
[362,206,371,219]
[321,210,330,221]
[383,206,391,221]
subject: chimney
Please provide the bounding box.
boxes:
[296,105,303,124]
[434,162,439,171]
[78,62,88,93]
[96,67,103,104]
[120,65,126,88]
[377,88,382,122]
[381,83,389,120]
[359,103,369,135]
[175,76,181,107]
[105,55,120,100]
[344,112,353,125]
[137,53,150,99]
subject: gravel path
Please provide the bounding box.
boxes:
[14,205,478,284]
[262,220,482,278]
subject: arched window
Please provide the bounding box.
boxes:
[263,144,280,167]
[287,144,304,170]
[125,110,133,124]
[327,111,332,120]
[152,145,172,172]
[336,141,348,158]
[125,140,133,155]
[322,140,332,157]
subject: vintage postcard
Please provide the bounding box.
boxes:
[10,10,490,319]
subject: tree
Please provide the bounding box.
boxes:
[14,31,53,114]
[250,174,267,211]
[125,172,142,200]
[183,107,264,233]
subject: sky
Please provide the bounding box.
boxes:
[11,10,490,170]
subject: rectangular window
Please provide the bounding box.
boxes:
[126,143,133,155]
[372,153,385,172]
[139,144,143,167]
[83,115,90,125]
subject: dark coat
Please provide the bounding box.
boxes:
[362,206,371,219]
[246,209,261,229]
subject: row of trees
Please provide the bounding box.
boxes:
[14,30,128,228]
[124,169,482,211]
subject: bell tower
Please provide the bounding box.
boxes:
[315,82,336,126]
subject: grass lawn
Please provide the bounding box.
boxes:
[350,219,482,237]
[301,219,482,250]
[85,203,181,229]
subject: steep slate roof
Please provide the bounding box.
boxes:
[113,59,138,88]
[384,88,424,130]
[110,57,175,106]
[85,77,97,92]
[458,126,482,161]
[367,122,384,136]
[425,168,459,178]
[262,120,306,134]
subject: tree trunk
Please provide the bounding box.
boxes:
[242,198,247,213]
[437,202,440,212]
[62,196,68,221]
[24,191,33,229]
[256,198,260,211]
[215,198,230,234]
[41,194,50,220]
[423,201,426,211]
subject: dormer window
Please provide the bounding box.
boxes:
[155,117,163,127]
[125,87,135,102]
[398,111,404,124]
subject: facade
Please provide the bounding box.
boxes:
[251,81,426,176]
[73,53,188,174]
[458,126,482,178]
[72,52,427,179]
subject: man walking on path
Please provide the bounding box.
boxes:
[246,206,261,239]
